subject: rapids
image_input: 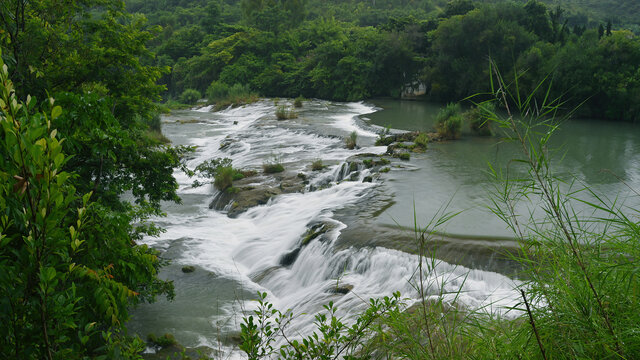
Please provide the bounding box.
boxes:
[130,99,536,356]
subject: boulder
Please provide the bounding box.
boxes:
[181,265,196,273]
[329,284,354,295]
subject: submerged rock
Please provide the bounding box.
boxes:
[250,266,281,283]
[280,247,301,267]
[181,265,196,273]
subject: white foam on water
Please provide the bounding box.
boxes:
[193,104,214,112]
[329,101,379,137]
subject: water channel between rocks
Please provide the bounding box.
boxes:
[129,98,640,357]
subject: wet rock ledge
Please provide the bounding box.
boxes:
[209,172,306,217]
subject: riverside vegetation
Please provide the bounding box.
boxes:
[129,0,640,122]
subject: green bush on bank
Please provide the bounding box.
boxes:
[436,103,463,139]
[179,88,202,104]
[206,81,259,110]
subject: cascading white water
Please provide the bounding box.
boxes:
[139,100,522,356]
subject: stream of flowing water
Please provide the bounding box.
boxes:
[129,99,640,357]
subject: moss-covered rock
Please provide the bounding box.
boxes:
[181,265,196,273]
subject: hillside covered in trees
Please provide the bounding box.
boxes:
[128,0,640,122]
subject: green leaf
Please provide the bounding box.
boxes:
[51,106,62,119]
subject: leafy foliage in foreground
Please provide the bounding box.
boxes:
[0,60,163,359]
[0,0,186,357]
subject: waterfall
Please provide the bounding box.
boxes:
[137,100,521,356]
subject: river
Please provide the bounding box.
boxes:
[129,99,640,357]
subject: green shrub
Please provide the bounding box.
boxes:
[206,81,230,101]
[380,167,390,173]
[465,102,494,136]
[147,112,162,132]
[214,166,235,191]
[192,158,247,191]
[293,96,304,108]
[228,83,252,98]
[398,152,410,160]
[179,88,202,104]
[436,102,462,139]
[414,132,429,149]
[207,81,259,110]
[311,159,324,171]
[345,131,358,149]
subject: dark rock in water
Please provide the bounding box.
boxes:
[210,185,282,217]
[250,266,281,283]
[349,171,360,181]
[209,172,308,217]
[329,284,354,295]
[363,176,373,183]
[280,247,301,267]
[301,222,332,246]
[280,179,305,193]
[219,138,237,150]
[354,152,380,158]
[181,265,196,273]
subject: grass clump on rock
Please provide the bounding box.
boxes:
[263,156,285,174]
[276,105,298,120]
[345,131,358,149]
[311,159,324,171]
[414,132,430,150]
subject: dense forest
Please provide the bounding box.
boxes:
[1,0,640,358]
[127,0,640,122]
